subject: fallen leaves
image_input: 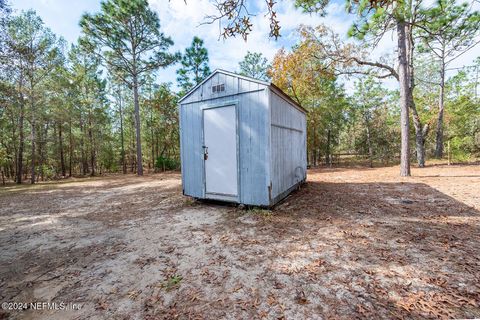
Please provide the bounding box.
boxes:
[267,294,277,306]
[95,298,108,311]
[294,290,308,305]
[3,167,480,319]
[128,289,142,299]
[133,256,156,269]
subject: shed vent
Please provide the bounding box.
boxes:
[212,84,225,93]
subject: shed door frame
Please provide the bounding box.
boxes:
[202,100,240,202]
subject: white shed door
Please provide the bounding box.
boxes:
[203,105,238,196]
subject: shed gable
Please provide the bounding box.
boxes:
[179,69,269,105]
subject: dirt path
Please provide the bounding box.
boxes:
[0,165,479,319]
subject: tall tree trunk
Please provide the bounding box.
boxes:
[88,112,95,176]
[133,74,143,176]
[24,160,28,181]
[397,20,411,177]
[9,116,18,182]
[150,108,155,171]
[59,122,66,177]
[155,130,159,167]
[410,100,426,167]
[17,103,25,184]
[80,116,88,175]
[475,63,479,100]
[406,21,426,168]
[130,116,135,173]
[365,118,373,168]
[119,92,126,174]
[69,118,73,177]
[313,123,317,166]
[325,129,331,166]
[10,163,15,180]
[435,56,446,158]
[30,92,36,184]
[38,122,47,182]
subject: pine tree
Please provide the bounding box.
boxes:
[239,51,271,81]
[5,10,61,183]
[418,0,480,158]
[80,0,178,176]
[177,36,210,94]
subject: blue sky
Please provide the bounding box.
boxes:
[9,0,363,90]
[10,0,480,92]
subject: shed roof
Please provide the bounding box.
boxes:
[178,69,307,114]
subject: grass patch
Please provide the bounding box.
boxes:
[248,207,273,217]
[184,197,198,206]
[163,275,182,291]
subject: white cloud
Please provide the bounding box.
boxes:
[151,0,283,86]
[151,0,365,90]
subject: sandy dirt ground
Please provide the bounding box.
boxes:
[0,164,479,319]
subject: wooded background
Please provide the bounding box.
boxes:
[0,0,479,184]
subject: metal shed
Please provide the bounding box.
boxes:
[179,69,307,207]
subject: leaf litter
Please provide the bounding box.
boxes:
[0,165,479,319]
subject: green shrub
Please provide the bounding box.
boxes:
[449,137,472,162]
[155,156,179,170]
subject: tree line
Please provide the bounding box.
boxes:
[0,0,271,184]
[206,0,480,176]
[0,0,479,184]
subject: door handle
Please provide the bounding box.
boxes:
[203,146,208,160]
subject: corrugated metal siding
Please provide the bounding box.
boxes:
[180,81,270,206]
[269,90,307,201]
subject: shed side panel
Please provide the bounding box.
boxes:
[270,90,307,202]
[238,89,270,206]
[180,102,204,198]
